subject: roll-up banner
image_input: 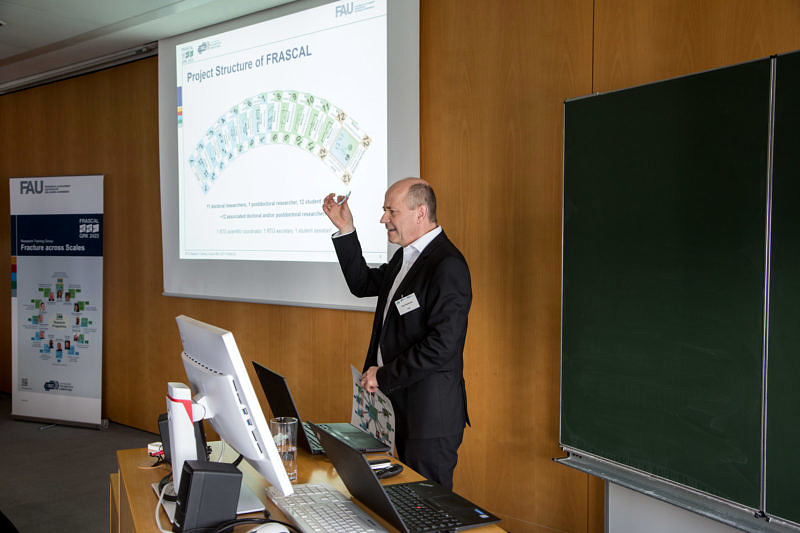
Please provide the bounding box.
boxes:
[10,175,104,427]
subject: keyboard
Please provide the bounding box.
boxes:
[385,484,464,532]
[266,483,388,533]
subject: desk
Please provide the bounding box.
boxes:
[110,444,505,532]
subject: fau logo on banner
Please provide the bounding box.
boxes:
[19,180,44,194]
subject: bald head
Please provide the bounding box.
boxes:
[387,178,437,223]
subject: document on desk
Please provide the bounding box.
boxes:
[351,365,396,455]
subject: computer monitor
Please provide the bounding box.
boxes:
[173,315,293,497]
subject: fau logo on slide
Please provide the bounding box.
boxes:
[19,180,43,194]
[335,2,353,17]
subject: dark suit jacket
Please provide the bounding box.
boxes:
[333,229,471,439]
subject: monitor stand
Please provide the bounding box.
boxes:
[152,480,265,523]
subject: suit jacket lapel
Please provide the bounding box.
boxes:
[384,231,447,325]
[373,250,403,348]
[398,231,446,295]
[383,249,403,298]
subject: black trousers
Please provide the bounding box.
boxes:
[395,429,464,491]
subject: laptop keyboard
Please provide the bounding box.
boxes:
[266,483,388,533]
[385,484,464,532]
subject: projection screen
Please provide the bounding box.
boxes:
[158,0,419,310]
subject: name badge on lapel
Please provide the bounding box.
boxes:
[395,293,420,315]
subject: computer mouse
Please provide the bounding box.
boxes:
[247,523,290,533]
[375,463,404,479]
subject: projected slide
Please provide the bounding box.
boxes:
[177,0,387,263]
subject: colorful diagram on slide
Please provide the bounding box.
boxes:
[188,90,371,193]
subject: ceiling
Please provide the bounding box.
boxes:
[0,0,293,93]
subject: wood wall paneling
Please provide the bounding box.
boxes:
[420,1,594,531]
[593,0,800,92]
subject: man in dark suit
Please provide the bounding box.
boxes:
[322,178,471,489]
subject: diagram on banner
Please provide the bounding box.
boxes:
[26,277,96,366]
[16,258,102,399]
[350,365,395,454]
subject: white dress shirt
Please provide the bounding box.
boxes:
[376,225,442,366]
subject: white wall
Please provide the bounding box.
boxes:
[608,483,743,533]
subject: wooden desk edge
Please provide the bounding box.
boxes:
[109,472,120,533]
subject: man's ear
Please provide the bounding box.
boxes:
[416,204,428,224]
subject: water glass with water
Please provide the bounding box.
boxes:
[270,416,298,481]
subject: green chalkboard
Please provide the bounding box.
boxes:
[766,50,800,525]
[561,59,771,509]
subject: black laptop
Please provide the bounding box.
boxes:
[311,422,501,533]
[252,361,390,455]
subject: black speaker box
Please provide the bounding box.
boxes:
[172,460,241,533]
[158,412,210,462]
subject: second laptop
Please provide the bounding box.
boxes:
[252,361,390,455]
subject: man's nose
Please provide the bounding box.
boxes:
[379,212,388,223]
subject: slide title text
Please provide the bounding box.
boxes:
[185,45,312,85]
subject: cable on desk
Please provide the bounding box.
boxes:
[157,472,177,502]
[212,516,266,532]
[139,456,168,469]
[216,439,226,462]
[212,515,302,533]
[155,480,173,533]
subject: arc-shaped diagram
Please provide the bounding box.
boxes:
[188,90,372,193]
